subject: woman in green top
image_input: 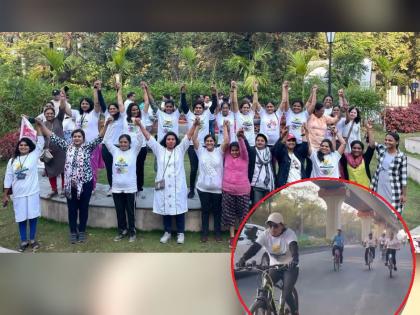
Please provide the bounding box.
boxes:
[339,120,375,188]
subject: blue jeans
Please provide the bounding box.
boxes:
[18,218,38,241]
[163,213,185,233]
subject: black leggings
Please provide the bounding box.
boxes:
[136,147,148,191]
[102,145,113,187]
[112,192,136,235]
[269,267,299,313]
[187,145,198,192]
[197,189,222,237]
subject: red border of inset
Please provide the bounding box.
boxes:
[230,177,417,315]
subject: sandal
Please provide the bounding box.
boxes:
[30,240,40,250]
[18,241,29,252]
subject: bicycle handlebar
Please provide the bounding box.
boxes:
[235,263,289,272]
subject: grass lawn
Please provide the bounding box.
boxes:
[1,125,420,251]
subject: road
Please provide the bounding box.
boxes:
[235,244,414,315]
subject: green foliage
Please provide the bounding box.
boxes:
[345,85,382,119]
[287,49,318,100]
[107,47,134,79]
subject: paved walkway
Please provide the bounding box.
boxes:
[0,247,18,253]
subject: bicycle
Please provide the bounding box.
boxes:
[380,244,386,261]
[236,263,299,315]
[387,251,394,278]
[333,247,341,272]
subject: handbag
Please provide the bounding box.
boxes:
[40,148,53,164]
[154,152,173,191]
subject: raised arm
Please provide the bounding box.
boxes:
[338,89,349,118]
[94,80,107,113]
[143,82,158,113]
[192,119,200,150]
[237,130,248,161]
[138,119,152,141]
[334,128,346,155]
[209,85,218,114]
[303,123,312,156]
[252,81,261,112]
[103,117,116,155]
[365,119,375,148]
[92,81,102,114]
[116,82,125,114]
[231,81,239,113]
[186,117,200,140]
[306,85,318,114]
[98,116,110,139]
[57,90,67,121]
[280,81,289,112]
[140,81,149,110]
[179,84,189,114]
[220,119,230,152]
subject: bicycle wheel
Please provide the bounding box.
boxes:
[389,264,393,278]
[250,300,270,315]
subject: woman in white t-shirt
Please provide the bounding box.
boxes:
[193,119,229,242]
[104,117,143,243]
[3,122,44,252]
[232,81,257,146]
[308,125,346,178]
[337,106,361,153]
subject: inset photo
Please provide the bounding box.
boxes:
[232,179,416,315]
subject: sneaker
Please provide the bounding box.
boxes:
[70,233,78,244]
[18,241,29,252]
[187,191,195,199]
[160,232,171,244]
[200,236,208,243]
[107,188,112,197]
[78,232,86,243]
[114,230,128,241]
[128,234,137,243]
[30,240,40,250]
[177,233,185,244]
[46,190,58,199]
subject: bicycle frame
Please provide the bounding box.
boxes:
[334,248,340,271]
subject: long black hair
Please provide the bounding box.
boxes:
[317,139,334,162]
[78,97,94,114]
[126,102,142,123]
[12,138,36,163]
[348,106,361,124]
[107,103,121,121]
[386,131,400,149]
[160,131,180,147]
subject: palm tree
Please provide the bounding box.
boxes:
[107,47,134,84]
[180,46,198,85]
[374,55,404,130]
[40,47,69,85]
[287,50,318,100]
[226,46,272,93]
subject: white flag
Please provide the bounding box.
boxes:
[19,117,37,142]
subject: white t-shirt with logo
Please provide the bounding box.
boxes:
[287,152,302,183]
[235,111,255,146]
[104,127,142,193]
[256,228,298,265]
[186,110,210,145]
[104,111,125,145]
[72,109,101,142]
[336,118,361,153]
[215,112,236,145]
[258,108,282,146]
[364,238,377,248]
[156,109,180,142]
[310,150,341,178]
[122,111,147,148]
[285,109,309,144]
[195,147,224,193]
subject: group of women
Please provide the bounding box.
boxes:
[2,79,408,251]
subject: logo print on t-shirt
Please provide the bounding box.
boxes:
[267,119,277,130]
[115,157,128,174]
[291,117,302,130]
[320,157,334,175]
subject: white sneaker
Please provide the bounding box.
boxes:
[177,233,185,244]
[160,232,171,244]
[107,188,112,197]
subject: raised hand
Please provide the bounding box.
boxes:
[338,89,344,98]
[237,128,245,139]
[365,119,373,130]
[180,84,186,93]
[140,81,147,89]
[231,81,237,90]
[210,84,217,95]
[312,85,318,92]
[106,116,114,125]
[194,116,201,126]
[94,80,102,90]
[115,82,121,91]
[253,80,258,92]
[60,90,66,99]
[283,81,289,90]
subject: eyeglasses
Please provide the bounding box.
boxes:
[267,222,280,229]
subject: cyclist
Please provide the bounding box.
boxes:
[385,232,400,271]
[331,228,344,264]
[237,212,299,315]
[363,232,377,265]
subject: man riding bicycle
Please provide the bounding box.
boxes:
[385,232,400,271]
[331,229,344,264]
[363,232,377,265]
[237,212,299,315]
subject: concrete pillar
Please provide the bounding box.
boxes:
[360,216,373,241]
[374,221,387,239]
[319,187,346,239]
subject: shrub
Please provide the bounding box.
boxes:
[385,100,420,133]
[0,130,20,161]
